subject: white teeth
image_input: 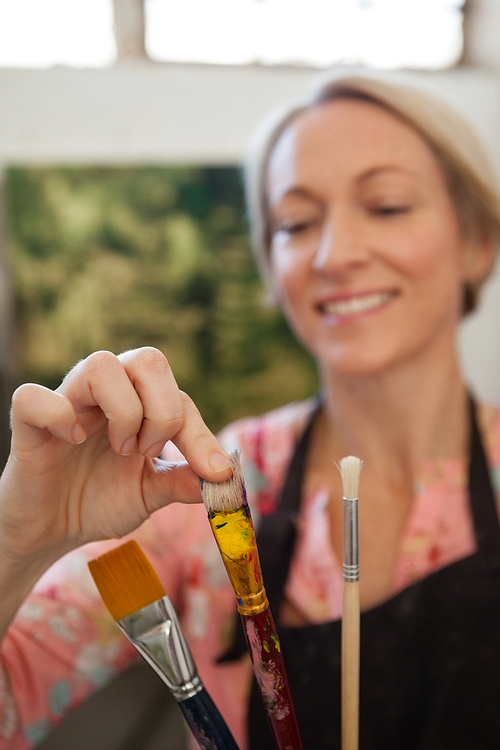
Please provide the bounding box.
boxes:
[322,291,394,316]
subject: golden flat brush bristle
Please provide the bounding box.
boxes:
[88,540,165,621]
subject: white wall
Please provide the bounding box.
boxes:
[0,63,315,166]
[1,62,500,399]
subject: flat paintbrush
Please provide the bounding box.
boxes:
[339,456,363,750]
[200,451,303,750]
[88,540,240,750]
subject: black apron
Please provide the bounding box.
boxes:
[220,397,500,749]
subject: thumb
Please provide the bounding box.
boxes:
[142,459,205,513]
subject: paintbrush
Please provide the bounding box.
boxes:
[339,456,362,750]
[88,540,240,750]
[200,451,303,750]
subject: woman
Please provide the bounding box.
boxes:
[1,72,500,749]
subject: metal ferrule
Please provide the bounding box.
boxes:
[118,596,203,702]
[343,496,359,582]
[238,588,269,617]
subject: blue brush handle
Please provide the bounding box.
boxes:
[179,688,240,750]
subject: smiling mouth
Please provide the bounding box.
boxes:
[319,290,397,317]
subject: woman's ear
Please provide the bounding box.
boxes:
[460,234,496,314]
[461,233,495,287]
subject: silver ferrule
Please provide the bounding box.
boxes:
[118,596,203,702]
[343,496,359,582]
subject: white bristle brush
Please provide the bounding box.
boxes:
[338,455,363,750]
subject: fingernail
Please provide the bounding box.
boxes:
[144,440,165,458]
[208,452,232,475]
[72,422,87,445]
[121,436,137,456]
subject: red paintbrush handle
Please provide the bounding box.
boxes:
[241,607,304,750]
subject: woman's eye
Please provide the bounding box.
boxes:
[370,204,410,217]
[277,219,316,235]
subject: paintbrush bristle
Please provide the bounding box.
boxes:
[338,455,363,500]
[88,540,165,622]
[200,450,247,513]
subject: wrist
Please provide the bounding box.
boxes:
[0,543,67,641]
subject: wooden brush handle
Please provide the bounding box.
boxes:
[242,608,304,750]
[342,580,360,750]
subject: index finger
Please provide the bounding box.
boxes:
[170,391,233,482]
[118,348,232,481]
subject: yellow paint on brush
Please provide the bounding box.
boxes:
[208,507,269,616]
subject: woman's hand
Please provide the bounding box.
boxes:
[0,347,232,568]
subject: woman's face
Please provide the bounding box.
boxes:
[267,99,490,377]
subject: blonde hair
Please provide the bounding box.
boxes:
[245,71,500,314]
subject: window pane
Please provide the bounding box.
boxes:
[0,0,115,68]
[146,0,464,69]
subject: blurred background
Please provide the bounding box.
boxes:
[2,2,500,746]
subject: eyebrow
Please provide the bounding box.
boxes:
[273,165,421,201]
[270,186,322,205]
[356,165,421,184]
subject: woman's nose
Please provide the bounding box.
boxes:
[311,211,368,274]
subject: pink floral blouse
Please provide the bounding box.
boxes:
[1,398,500,749]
